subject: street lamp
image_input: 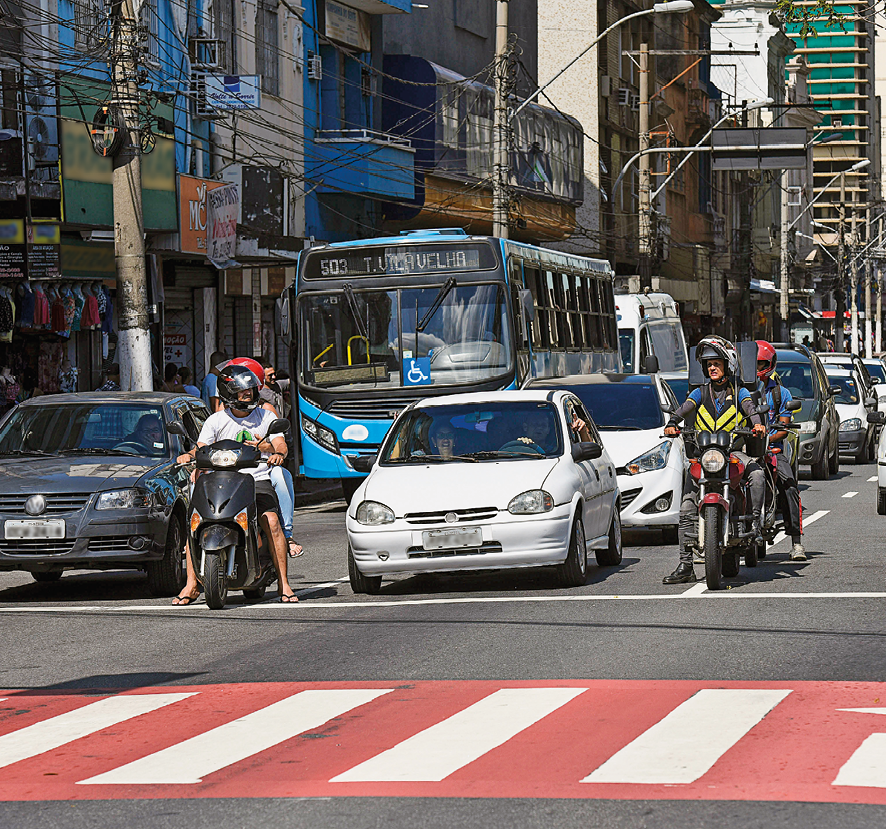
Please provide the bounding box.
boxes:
[495,0,695,237]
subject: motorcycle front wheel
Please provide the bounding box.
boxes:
[203,551,228,609]
[703,504,723,590]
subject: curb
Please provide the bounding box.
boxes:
[295,481,344,508]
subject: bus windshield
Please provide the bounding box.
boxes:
[300,283,512,390]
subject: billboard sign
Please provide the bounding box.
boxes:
[203,75,261,110]
[712,128,808,171]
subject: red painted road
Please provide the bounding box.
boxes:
[2,680,886,803]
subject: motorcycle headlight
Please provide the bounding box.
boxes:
[508,490,554,514]
[302,413,339,453]
[840,417,863,432]
[96,488,152,510]
[209,448,240,467]
[624,441,672,475]
[700,448,727,473]
[355,500,395,525]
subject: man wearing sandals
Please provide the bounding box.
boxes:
[172,363,299,604]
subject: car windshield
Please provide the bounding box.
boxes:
[777,360,816,399]
[0,404,168,457]
[300,283,512,390]
[619,330,634,372]
[647,322,688,371]
[381,401,563,463]
[563,382,665,431]
[828,375,859,404]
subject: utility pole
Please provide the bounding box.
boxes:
[492,0,510,239]
[779,170,791,341]
[110,0,152,390]
[836,171,846,352]
[638,42,652,290]
[865,204,872,357]
[878,215,883,354]
[850,195,859,355]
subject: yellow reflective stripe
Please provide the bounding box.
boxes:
[695,403,743,433]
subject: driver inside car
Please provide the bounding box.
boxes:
[122,415,164,451]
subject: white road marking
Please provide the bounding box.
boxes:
[0,693,194,769]
[869,476,878,482]
[680,583,707,597]
[769,509,829,548]
[833,710,886,788]
[843,491,859,498]
[331,687,585,783]
[79,689,391,785]
[583,689,791,784]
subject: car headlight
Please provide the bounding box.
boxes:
[96,489,152,510]
[355,500,395,525]
[840,417,863,432]
[700,448,727,473]
[798,420,817,434]
[508,490,554,514]
[209,449,239,467]
[624,441,671,475]
[301,413,338,453]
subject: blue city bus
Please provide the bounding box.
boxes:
[280,229,620,500]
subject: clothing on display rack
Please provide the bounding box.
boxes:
[58,360,78,393]
[71,284,85,332]
[32,284,50,327]
[100,286,114,334]
[81,285,101,329]
[0,287,14,339]
[16,282,34,329]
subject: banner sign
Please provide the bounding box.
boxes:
[206,183,239,266]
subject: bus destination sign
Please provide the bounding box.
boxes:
[303,243,496,279]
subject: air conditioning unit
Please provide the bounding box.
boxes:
[600,75,612,98]
[617,88,631,107]
[630,93,640,111]
[307,53,322,81]
[189,73,222,119]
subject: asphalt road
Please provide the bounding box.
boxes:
[1,458,885,827]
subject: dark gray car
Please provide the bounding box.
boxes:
[774,348,840,479]
[0,392,209,594]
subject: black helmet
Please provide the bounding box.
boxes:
[217,363,261,413]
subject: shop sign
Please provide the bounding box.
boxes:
[28,223,60,279]
[207,183,239,266]
[0,219,26,280]
[164,329,191,369]
[325,0,370,51]
[179,175,226,254]
[202,75,261,111]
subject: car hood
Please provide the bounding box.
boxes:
[835,402,865,423]
[0,455,166,494]
[364,458,560,514]
[598,428,667,466]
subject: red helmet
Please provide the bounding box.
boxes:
[756,340,777,383]
[227,357,265,387]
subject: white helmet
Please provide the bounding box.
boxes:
[696,335,738,376]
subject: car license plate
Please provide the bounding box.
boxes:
[422,527,483,551]
[4,519,65,540]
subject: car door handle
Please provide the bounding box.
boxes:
[594,468,600,480]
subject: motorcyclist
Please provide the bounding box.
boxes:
[174,363,298,603]
[661,335,767,584]
[756,340,806,562]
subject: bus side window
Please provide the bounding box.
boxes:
[522,266,544,349]
[564,273,582,350]
[543,270,560,347]
[640,328,651,367]
[576,274,596,350]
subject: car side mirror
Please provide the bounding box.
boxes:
[166,420,187,437]
[350,454,376,474]
[829,386,841,397]
[642,355,659,374]
[868,411,886,425]
[572,441,603,463]
[865,396,877,408]
[660,400,676,414]
[268,418,291,434]
[872,377,881,385]
[785,399,802,412]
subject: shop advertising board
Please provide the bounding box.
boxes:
[0,220,26,280]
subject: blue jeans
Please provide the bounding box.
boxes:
[270,466,295,540]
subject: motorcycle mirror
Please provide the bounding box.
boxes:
[268,418,291,434]
[756,401,770,415]
[868,411,886,425]
[829,386,841,397]
[166,420,188,437]
[785,399,802,412]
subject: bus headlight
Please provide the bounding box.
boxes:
[301,413,339,453]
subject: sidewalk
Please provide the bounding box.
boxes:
[294,477,344,507]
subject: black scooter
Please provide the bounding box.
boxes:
[168,418,289,609]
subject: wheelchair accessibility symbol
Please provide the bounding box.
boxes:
[404,357,432,386]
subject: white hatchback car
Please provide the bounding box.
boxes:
[346,390,622,594]
[824,366,877,463]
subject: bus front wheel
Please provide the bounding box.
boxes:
[341,479,362,504]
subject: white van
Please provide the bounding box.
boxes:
[616,292,689,374]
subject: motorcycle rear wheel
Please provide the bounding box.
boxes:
[203,551,228,609]
[703,504,723,591]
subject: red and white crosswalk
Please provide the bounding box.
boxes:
[2,680,886,803]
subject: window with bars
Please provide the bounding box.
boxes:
[140,0,160,67]
[257,0,279,96]
[213,0,234,72]
[73,0,104,53]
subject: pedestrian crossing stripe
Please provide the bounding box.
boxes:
[2,681,886,804]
